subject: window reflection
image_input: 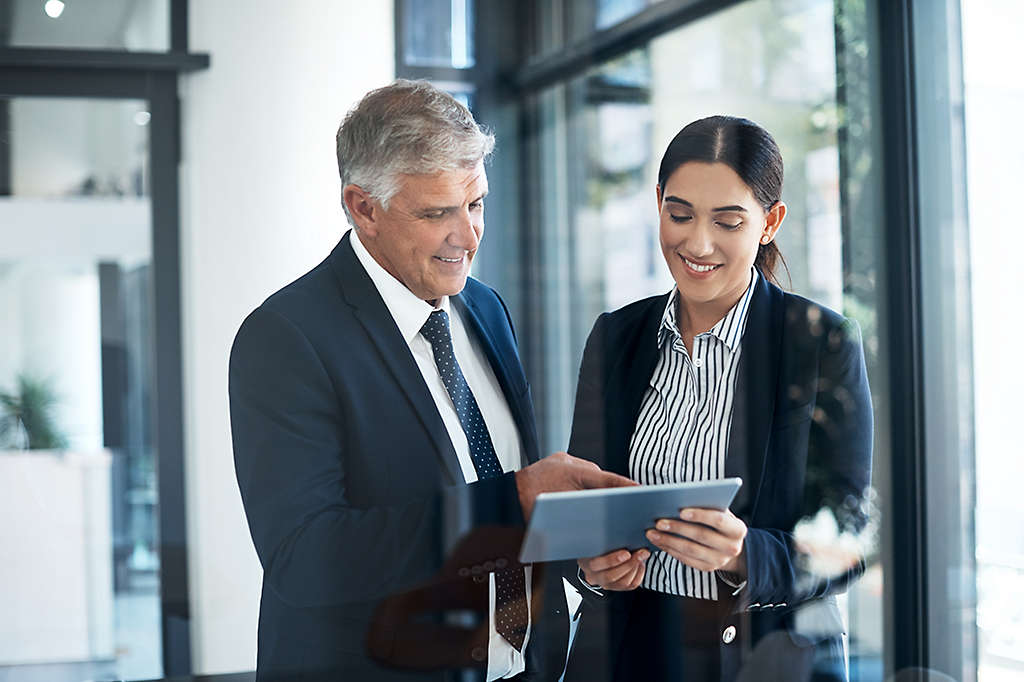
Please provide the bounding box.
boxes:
[528,0,887,677]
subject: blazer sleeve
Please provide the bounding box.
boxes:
[741,317,874,607]
[229,305,525,609]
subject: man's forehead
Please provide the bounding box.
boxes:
[398,165,488,203]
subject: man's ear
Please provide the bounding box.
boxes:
[343,184,378,236]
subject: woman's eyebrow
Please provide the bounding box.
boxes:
[664,196,747,213]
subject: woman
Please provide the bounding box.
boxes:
[566,116,873,681]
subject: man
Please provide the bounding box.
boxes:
[229,79,631,681]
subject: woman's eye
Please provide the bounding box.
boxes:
[716,221,742,230]
[669,214,692,223]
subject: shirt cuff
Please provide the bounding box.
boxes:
[716,569,748,596]
[576,566,604,596]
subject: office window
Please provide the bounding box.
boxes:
[1,0,170,51]
[400,0,475,68]
[519,0,890,676]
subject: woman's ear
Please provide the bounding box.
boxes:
[655,184,663,212]
[760,201,787,244]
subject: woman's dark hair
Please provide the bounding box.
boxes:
[657,115,789,286]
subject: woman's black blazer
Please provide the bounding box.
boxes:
[565,271,873,681]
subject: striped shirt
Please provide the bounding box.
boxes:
[629,269,758,599]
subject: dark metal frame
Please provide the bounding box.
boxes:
[876,0,929,672]
[0,0,207,675]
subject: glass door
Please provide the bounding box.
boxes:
[0,95,164,682]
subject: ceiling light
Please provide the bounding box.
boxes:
[44,0,65,19]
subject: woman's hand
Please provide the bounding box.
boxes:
[646,508,747,575]
[578,548,650,591]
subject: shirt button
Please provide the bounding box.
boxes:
[693,358,704,369]
[722,625,737,644]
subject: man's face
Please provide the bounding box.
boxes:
[353,161,488,304]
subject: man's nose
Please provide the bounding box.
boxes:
[451,208,481,250]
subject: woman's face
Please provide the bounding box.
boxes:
[657,161,784,311]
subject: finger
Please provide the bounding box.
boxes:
[593,556,641,585]
[627,560,647,589]
[606,552,648,591]
[581,468,638,489]
[679,508,746,538]
[647,529,718,567]
[612,562,642,590]
[655,519,737,553]
[583,549,632,572]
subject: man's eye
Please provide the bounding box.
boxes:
[470,201,484,211]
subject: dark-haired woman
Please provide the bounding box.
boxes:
[565,116,873,681]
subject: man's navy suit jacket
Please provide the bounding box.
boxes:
[229,231,564,681]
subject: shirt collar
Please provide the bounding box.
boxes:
[658,268,759,352]
[349,229,450,343]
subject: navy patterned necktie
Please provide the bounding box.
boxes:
[420,309,528,652]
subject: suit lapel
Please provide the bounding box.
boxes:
[725,273,783,519]
[329,232,463,484]
[452,293,540,465]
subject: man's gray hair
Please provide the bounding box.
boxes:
[336,79,495,226]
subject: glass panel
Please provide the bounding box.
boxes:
[2,0,170,51]
[402,0,475,68]
[528,0,887,677]
[963,0,1024,678]
[0,97,162,681]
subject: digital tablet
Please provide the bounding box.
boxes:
[518,478,742,564]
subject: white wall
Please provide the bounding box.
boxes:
[180,1,394,674]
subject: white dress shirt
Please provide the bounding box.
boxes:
[350,231,529,680]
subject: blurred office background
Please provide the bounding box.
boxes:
[0,0,1019,680]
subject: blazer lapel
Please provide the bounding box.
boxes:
[452,292,540,465]
[606,296,665,476]
[329,232,463,484]
[725,273,783,519]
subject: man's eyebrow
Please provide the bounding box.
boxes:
[419,191,489,213]
[663,196,747,213]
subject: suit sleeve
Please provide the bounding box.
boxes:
[229,306,524,609]
[741,317,874,607]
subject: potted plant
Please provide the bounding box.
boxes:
[0,373,114,664]
[0,374,68,450]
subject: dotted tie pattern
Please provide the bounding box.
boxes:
[420,309,528,652]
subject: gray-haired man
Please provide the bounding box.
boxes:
[229,80,632,681]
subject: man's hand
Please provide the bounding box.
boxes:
[514,452,636,521]
[578,549,649,591]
